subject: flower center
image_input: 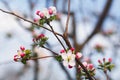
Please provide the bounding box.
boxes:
[67,56,71,62]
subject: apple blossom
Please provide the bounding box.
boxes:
[60,49,76,68]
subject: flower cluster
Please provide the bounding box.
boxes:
[98,58,114,72]
[94,43,104,52]
[33,34,48,46]
[78,62,95,78]
[14,46,32,64]
[58,48,82,68]
[34,6,57,25]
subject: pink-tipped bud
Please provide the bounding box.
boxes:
[87,64,94,70]
[103,58,105,62]
[82,62,88,67]
[98,59,102,64]
[68,65,73,68]
[14,55,18,62]
[70,48,75,51]
[20,53,25,58]
[32,38,35,42]
[14,57,18,62]
[76,52,82,59]
[34,18,39,22]
[14,55,18,58]
[48,8,53,15]
[20,46,25,51]
[39,12,45,18]
[36,10,40,15]
[37,34,45,39]
[108,58,112,63]
[60,50,65,53]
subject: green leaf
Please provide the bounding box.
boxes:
[105,62,110,66]
[25,49,31,55]
[21,59,26,64]
[98,64,104,67]
[55,55,62,62]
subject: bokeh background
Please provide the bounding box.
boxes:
[0,0,120,80]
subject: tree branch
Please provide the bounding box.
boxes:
[64,0,70,37]
[0,8,62,37]
[77,0,113,50]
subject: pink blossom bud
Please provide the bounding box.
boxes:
[76,52,82,59]
[20,46,25,51]
[14,57,18,62]
[34,18,39,22]
[36,10,40,15]
[68,65,73,68]
[48,8,53,15]
[98,59,102,64]
[108,58,112,63]
[87,64,94,70]
[103,58,105,62]
[32,38,35,42]
[60,49,65,53]
[39,12,45,18]
[14,55,19,62]
[14,55,18,58]
[20,53,25,58]
[37,34,45,39]
[82,62,88,67]
[70,48,75,51]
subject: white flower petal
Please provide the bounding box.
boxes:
[61,53,67,60]
[63,60,68,66]
[67,50,72,56]
[42,8,50,18]
[69,60,75,66]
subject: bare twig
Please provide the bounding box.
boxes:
[42,46,58,55]
[104,70,109,80]
[64,0,70,37]
[47,23,66,50]
[30,55,56,60]
[76,0,113,51]
[0,8,62,37]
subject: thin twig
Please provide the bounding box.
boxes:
[42,46,58,55]
[30,55,57,60]
[104,70,109,80]
[0,8,62,37]
[64,0,70,37]
[47,23,66,50]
